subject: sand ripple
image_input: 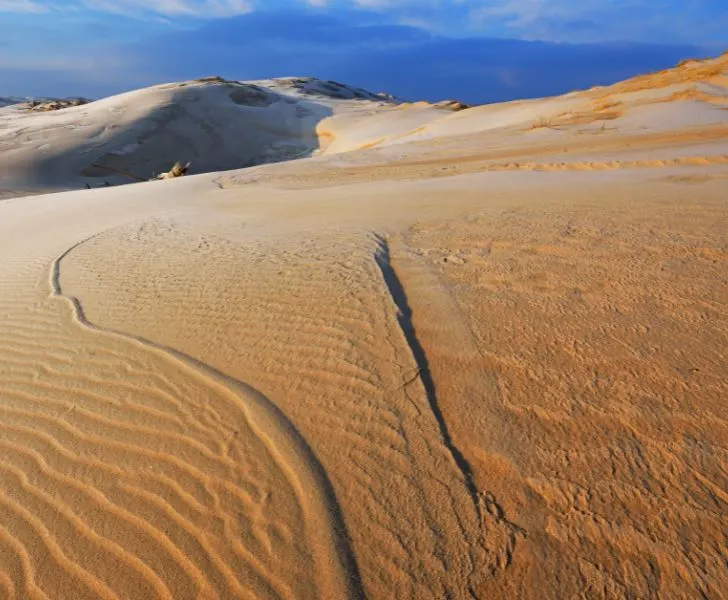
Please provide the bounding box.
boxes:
[0,235,357,599]
[58,218,516,598]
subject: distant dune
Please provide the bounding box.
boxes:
[0,54,726,599]
[0,77,407,196]
[3,54,728,198]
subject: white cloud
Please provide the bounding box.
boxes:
[0,0,254,17]
[82,0,253,17]
[0,0,48,12]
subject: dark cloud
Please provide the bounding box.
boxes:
[2,8,710,102]
[333,38,700,102]
[194,11,431,46]
[125,10,703,103]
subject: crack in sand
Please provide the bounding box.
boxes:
[376,235,529,583]
[374,236,484,515]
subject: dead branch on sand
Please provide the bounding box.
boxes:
[152,161,191,181]
[23,98,89,112]
[87,161,191,186]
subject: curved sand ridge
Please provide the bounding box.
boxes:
[59,218,518,598]
[0,226,358,598]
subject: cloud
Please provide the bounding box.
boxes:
[0,0,253,17]
[303,0,728,45]
[118,8,705,103]
[0,4,719,101]
[81,0,253,17]
[471,0,728,44]
[0,0,47,12]
[2,1,727,45]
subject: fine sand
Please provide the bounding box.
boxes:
[0,54,727,599]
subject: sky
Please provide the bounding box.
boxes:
[0,1,726,103]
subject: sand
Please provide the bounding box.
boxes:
[0,54,727,599]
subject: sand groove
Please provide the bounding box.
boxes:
[0,233,359,598]
[374,237,482,506]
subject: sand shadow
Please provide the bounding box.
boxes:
[13,81,335,191]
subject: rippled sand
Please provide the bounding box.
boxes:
[1,55,727,599]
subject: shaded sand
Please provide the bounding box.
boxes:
[0,77,402,195]
[1,55,727,599]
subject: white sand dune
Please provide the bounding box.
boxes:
[0,53,727,599]
[0,77,405,195]
[2,54,727,197]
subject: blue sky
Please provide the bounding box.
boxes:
[1,1,726,102]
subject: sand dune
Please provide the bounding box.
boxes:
[1,55,727,599]
[5,53,725,197]
[0,77,402,195]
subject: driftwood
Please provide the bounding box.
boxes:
[152,161,191,180]
[24,98,89,112]
[87,161,191,186]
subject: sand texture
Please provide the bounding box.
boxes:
[0,54,727,599]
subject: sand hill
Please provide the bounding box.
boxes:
[0,77,409,196]
[0,53,727,599]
